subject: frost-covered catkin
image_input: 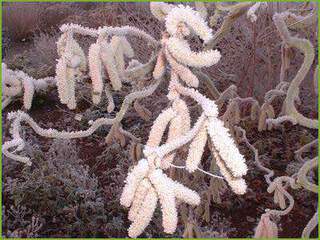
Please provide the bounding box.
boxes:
[167,72,180,101]
[110,36,134,76]
[57,32,67,57]
[153,48,167,79]
[167,37,221,68]
[160,114,182,167]
[105,84,115,113]
[165,5,213,43]
[170,177,200,205]
[175,99,191,133]
[173,82,219,117]
[165,48,199,87]
[161,98,191,169]
[71,40,87,72]
[120,159,149,207]
[146,107,176,147]
[66,67,77,110]
[150,2,174,21]
[128,186,158,238]
[128,179,152,222]
[55,31,87,109]
[88,43,104,104]
[207,118,247,177]
[55,57,69,104]
[2,64,57,110]
[57,32,87,72]
[149,169,178,234]
[100,42,122,91]
[186,121,208,172]
[20,74,35,110]
[211,145,247,195]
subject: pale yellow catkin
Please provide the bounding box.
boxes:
[186,121,208,172]
[146,107,176,147]
[153,48,167,80]
[161,98,191,169]
[88,43,104,104]
[128,179,152,222]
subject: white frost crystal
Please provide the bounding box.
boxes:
[88,43,104,104]
[2,63,56,110]
[186,121,208,172]
[167,37,221,68]
[207,118,248,178]
[120,159,149,208]
[165,5,213,43]
[150,2,174,21]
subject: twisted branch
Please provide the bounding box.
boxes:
[2,77,163,165]
[272,13,317,129]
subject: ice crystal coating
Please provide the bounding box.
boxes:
[120,160,201,238]
[120,159,149,208]
[2,63,56,110]
[150,2,174,21]
[167,37,221,68]
[207,119,248,178]
[165,5,213,43]
[88,43,104,104]
[186,121,208,172]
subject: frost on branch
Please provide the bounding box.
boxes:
[120,4,248,237]
[2,77,162,166]
[55,23,158,110]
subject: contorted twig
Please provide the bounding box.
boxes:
[235,126,274,184]
[205,2,253,49]
[235,126,318,238]
[270,12,317,129]
[294,139,318,162]
[2,77,163,166]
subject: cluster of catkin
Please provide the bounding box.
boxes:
[56,27,135,110]
[3,22,157,111]
[120,159,201,238]
[121,4,248,238]
[88,34,134,111]
[2,63,56,110]
[56,31,87,109]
